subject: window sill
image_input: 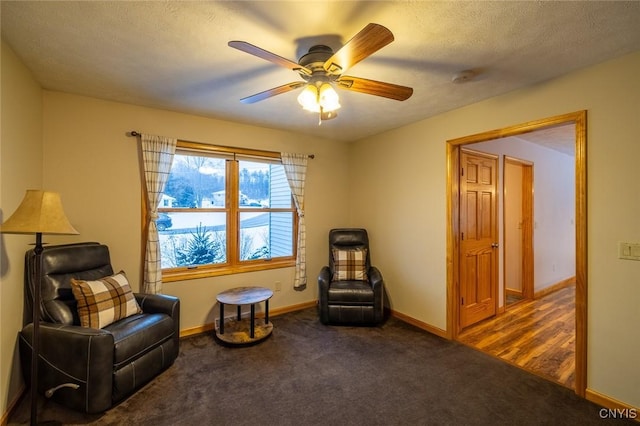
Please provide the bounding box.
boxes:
[161,259,296,283]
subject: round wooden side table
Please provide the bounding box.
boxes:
[215,286,273,345]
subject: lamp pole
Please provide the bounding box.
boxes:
[30,232,43,426]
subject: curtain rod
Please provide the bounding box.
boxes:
[128,131,314,159]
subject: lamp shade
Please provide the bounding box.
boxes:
[297,84,320,112]
[0,190,79,235]
[318,83,341,112]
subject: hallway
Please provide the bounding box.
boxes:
[457,284,575,389]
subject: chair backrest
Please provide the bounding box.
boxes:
[328,228,371,273]
[24,242,114,326]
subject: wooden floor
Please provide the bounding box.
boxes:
[457,284,575,389]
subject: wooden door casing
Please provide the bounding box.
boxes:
[447,110,587,398]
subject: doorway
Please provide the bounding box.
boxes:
[446,111,587,397]
[504,157,534,308]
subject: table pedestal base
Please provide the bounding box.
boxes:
[215,318,273,346]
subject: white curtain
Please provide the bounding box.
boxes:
[140,133,176,294]
[281,153,308,290]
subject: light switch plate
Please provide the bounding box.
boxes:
[619,242,640,261]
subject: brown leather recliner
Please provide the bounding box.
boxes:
[318,228,385,325]
[19,242,180,413]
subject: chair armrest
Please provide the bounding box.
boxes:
[318,266,332,292]
[369,266,385,323]
[318,266,332,323]
[369,266,384,291]
[135,293,181,342]
[20,322,115,412]
[21,322,115,372]
[135,293,180,319]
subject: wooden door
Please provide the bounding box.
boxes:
[504,160,524,298]
[504,157,534,307]
[459,149,498,329]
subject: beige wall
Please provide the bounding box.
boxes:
[0,40,44,419]
[350,52,640,407]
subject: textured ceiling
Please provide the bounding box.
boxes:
[2,1,639,144]
[511,123,576,156]
[475,122,577,157]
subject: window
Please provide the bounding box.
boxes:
[153,142,297,281]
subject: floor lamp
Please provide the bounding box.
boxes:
[0,190,78,426]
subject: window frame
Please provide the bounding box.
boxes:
[145,140,297,282]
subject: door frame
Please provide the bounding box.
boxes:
[446,110,587,397]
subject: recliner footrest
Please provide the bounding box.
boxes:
[327,280,375,304]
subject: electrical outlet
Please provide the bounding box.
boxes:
[275,281,282,291]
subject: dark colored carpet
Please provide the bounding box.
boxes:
[8,308,632,425]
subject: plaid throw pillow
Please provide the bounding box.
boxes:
[71,271,142,329]
[332,248,368,281]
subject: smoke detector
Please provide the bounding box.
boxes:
[452,70,476,84]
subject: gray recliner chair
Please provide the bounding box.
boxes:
[318,228,385,325]
[19,242,180,413]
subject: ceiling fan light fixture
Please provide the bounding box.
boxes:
[298,82,341,113]
[318,83,341,112]
[297,84,320,112]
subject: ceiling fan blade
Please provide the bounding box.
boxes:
[323,23,395,75]
[240,82,306,104]
[229,41,312,76]
[336,76,413,101]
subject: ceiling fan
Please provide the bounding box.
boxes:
[228,23,413,122]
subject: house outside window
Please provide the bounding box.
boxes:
[153,142,297,281]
